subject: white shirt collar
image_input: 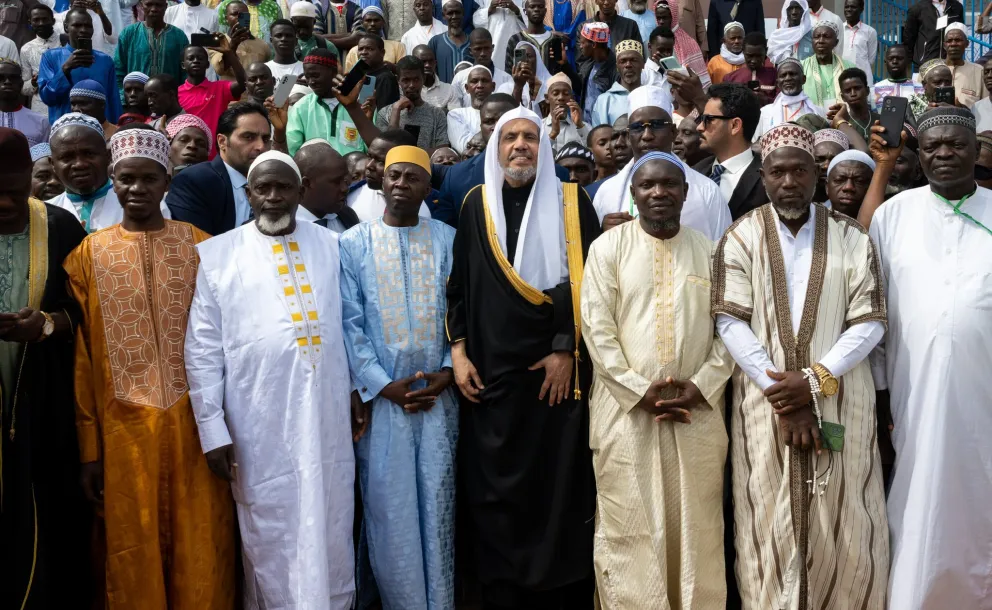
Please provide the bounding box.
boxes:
[720,148,754,174]
[296,205,338,222]
[223,161,247,188]
[424,76,443,91]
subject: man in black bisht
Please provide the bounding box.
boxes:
[0,127,91,609]
[446,106,600,609]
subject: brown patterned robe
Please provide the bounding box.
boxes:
[711,204,889,610]
[64,220,235,610]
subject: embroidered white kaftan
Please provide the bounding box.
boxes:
[185,221,355,610]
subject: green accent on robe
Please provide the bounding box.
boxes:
[0,228,28,411]
[115,23,190,102]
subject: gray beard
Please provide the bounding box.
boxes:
[257,212,293,236]
[774,201,808,220]
[504,166,537,182]
[645,218,680,233]
[885,183,906,196]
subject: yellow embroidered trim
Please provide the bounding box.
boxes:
[481,188,553,306]
[273,237,322,367]
[27,198,47,311]
[562,183,584,399]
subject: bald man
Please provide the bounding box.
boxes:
[294,139,359,232]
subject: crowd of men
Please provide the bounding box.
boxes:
[0,0,990,607]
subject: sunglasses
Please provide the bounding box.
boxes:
[627,119,672,134]
[698,114,736,127]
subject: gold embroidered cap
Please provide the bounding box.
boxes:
[615,39,643,56]
[385,145,431,176]
[760,123,815,161]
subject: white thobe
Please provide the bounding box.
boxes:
[165,1,221,39]
[591,158,732,242]
[185,221,355,610]
[48,189,171,232]
[869,186,992,610]
[446,107,480,154]
[753,99,825,142]
[346,184,430,221]
[400,18,447,54]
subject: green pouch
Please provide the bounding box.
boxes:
[820,421,845,452]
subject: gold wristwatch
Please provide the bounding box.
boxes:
[38,311,54,341]
[812,363,838,397]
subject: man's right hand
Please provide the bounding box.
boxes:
[80,460,104,506]
[205,444,236,482]
[63,49,94,76]
[633,378,696,423]
[868,121,907,167]
[331,73,361,106]
[511,62,533,88]
[451,341,484,403]
[549,105,565,139]
[602,211,634,231]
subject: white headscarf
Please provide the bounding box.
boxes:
[767,0,812,64]
[483,106,567,291]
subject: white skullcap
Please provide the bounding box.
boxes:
[627,85,674,115]
[290,83,311,96]
[945,21,967,34]
[724,21,744,34]
[290,0,317,18]
[827,149,876,175]
[248,150,301,182]
[299,138,331,149]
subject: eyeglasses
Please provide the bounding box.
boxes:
[698,114,735,128]
[627,119,672,134]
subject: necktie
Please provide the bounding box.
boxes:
[710,163,725,184]
[315,218,329,227]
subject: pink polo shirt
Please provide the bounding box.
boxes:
[178,78,236,158]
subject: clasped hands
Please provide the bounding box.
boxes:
[634,377,704,423]
[764,369,822,453]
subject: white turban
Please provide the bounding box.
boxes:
[248,150,301,183]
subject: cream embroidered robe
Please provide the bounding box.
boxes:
[711,204,889,610]
[580,221,734,609]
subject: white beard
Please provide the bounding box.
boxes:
[774,202,808,220]
[257,212,293,235]
[504,166,537,182]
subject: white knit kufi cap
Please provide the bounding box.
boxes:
[290,1,317,18]
[248,150,302,182]
[627,85,673,115]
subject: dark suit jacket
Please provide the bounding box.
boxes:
[433,155,572,228]
[166,156,237,236]
[694,152,768,220]
[904,0,964,68]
